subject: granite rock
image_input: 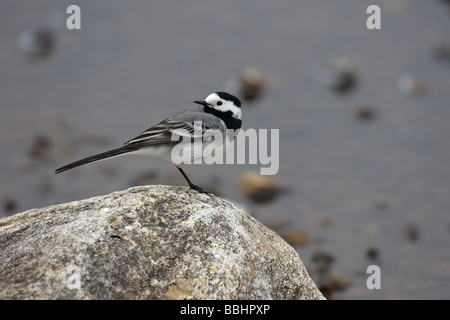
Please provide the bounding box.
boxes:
[0,185,324,300]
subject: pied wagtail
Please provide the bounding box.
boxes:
[55,91,242,193]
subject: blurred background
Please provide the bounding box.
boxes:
[1,0,450,299]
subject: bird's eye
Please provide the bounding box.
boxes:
[217,101,223,106]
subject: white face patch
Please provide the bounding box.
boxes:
[204,93,242,120]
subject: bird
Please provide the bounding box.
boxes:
[55,91,242,194]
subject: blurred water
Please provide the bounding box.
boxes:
[1,0,450,299]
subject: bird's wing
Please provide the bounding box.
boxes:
[123,106,226,147]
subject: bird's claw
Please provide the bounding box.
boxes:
[190,184,211,195]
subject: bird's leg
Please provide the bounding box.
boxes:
[176,167,209,194]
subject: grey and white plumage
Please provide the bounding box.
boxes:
[55,91,242,193]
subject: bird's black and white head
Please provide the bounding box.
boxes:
[194,92,242,128]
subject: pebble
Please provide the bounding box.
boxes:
[225,67,268,103]
[237,171,289,204]
[18,26,56,58]
[365,247,379,261]
[318,274,351,299]
[238,67,267,103]
[283,231,309,247]
[354,105,376,123]
[397,75,426,96]
[3,198,18,215]
[315,57,357,94]
[311,249,335,274]
[371,199,391,212]
[404,223,420,242]
[17,11,64,60]
[318,217,333,227]
[29,134,52,159]
[432,43,450,62]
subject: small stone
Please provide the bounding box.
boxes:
[284,231,309,247]
[311,250,335,265]
[18,27,56,58]
[397,75,426,96]
[238,67,267,103]
[238,171,289,204]
[355,105,376,123]
[318,274,351,299]
[29,134,52,159]
[365,247,379,261]
[432,43,450,62]
[318,217,333,227]
[311,250,335,274]
[3,198,18,215]
[404,223,419,242]
[372,199,391,212]
[315,57,357,94]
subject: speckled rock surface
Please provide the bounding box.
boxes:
[0,185,324,300]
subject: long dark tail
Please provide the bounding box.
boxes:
[55,147,138,174]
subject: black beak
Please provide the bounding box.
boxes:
[193,100,209,107]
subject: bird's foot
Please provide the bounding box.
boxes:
[189,184,211,195]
